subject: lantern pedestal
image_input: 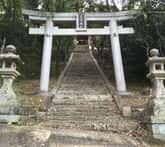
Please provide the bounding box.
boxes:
[144,49,165,140]
[0,45,21,124]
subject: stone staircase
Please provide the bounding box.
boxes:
[48,45,137,132]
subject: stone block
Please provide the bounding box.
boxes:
[0,115,20,124]
[151,124,165,140]
[122,106,131,117]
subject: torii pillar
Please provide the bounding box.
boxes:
[110,19,127,95]
[40,18,53,92]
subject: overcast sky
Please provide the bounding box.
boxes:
[97,0,129,10]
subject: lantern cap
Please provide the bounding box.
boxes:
[5,45,16,53]
[150,48,159,57]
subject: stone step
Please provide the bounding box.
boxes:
[52,98,112,103]
[51,109,114,115]
[50,113,109,118]
[44,119,137,132]
[53,102,112,106]
[54,96,111,100]
[53,105,112,109]
[51,110,115,115]
[49,117,112,122]
[53,111,113,115]
[53,101,112,105]
[56,91,110,95]
[54,105,111,108]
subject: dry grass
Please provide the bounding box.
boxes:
[14,79,56,107]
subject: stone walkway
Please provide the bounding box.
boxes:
[47,45,138,132]
[0,126,143,147]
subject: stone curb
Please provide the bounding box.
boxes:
[51,53,74,96]
[89,48,130,117]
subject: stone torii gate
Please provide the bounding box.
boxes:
[23,9,137,95]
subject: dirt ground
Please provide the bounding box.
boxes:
[14,79,56,107]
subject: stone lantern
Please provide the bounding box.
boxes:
[145,48,165,140]
[0,45,21,124]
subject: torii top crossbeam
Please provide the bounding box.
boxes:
[23,9,137,21]
[23,9,138,36]
[23,9,138,95]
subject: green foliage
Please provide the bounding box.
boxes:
[23,0,40,9]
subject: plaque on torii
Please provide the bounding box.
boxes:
[23,9,138,95]
[76,12,87,31]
